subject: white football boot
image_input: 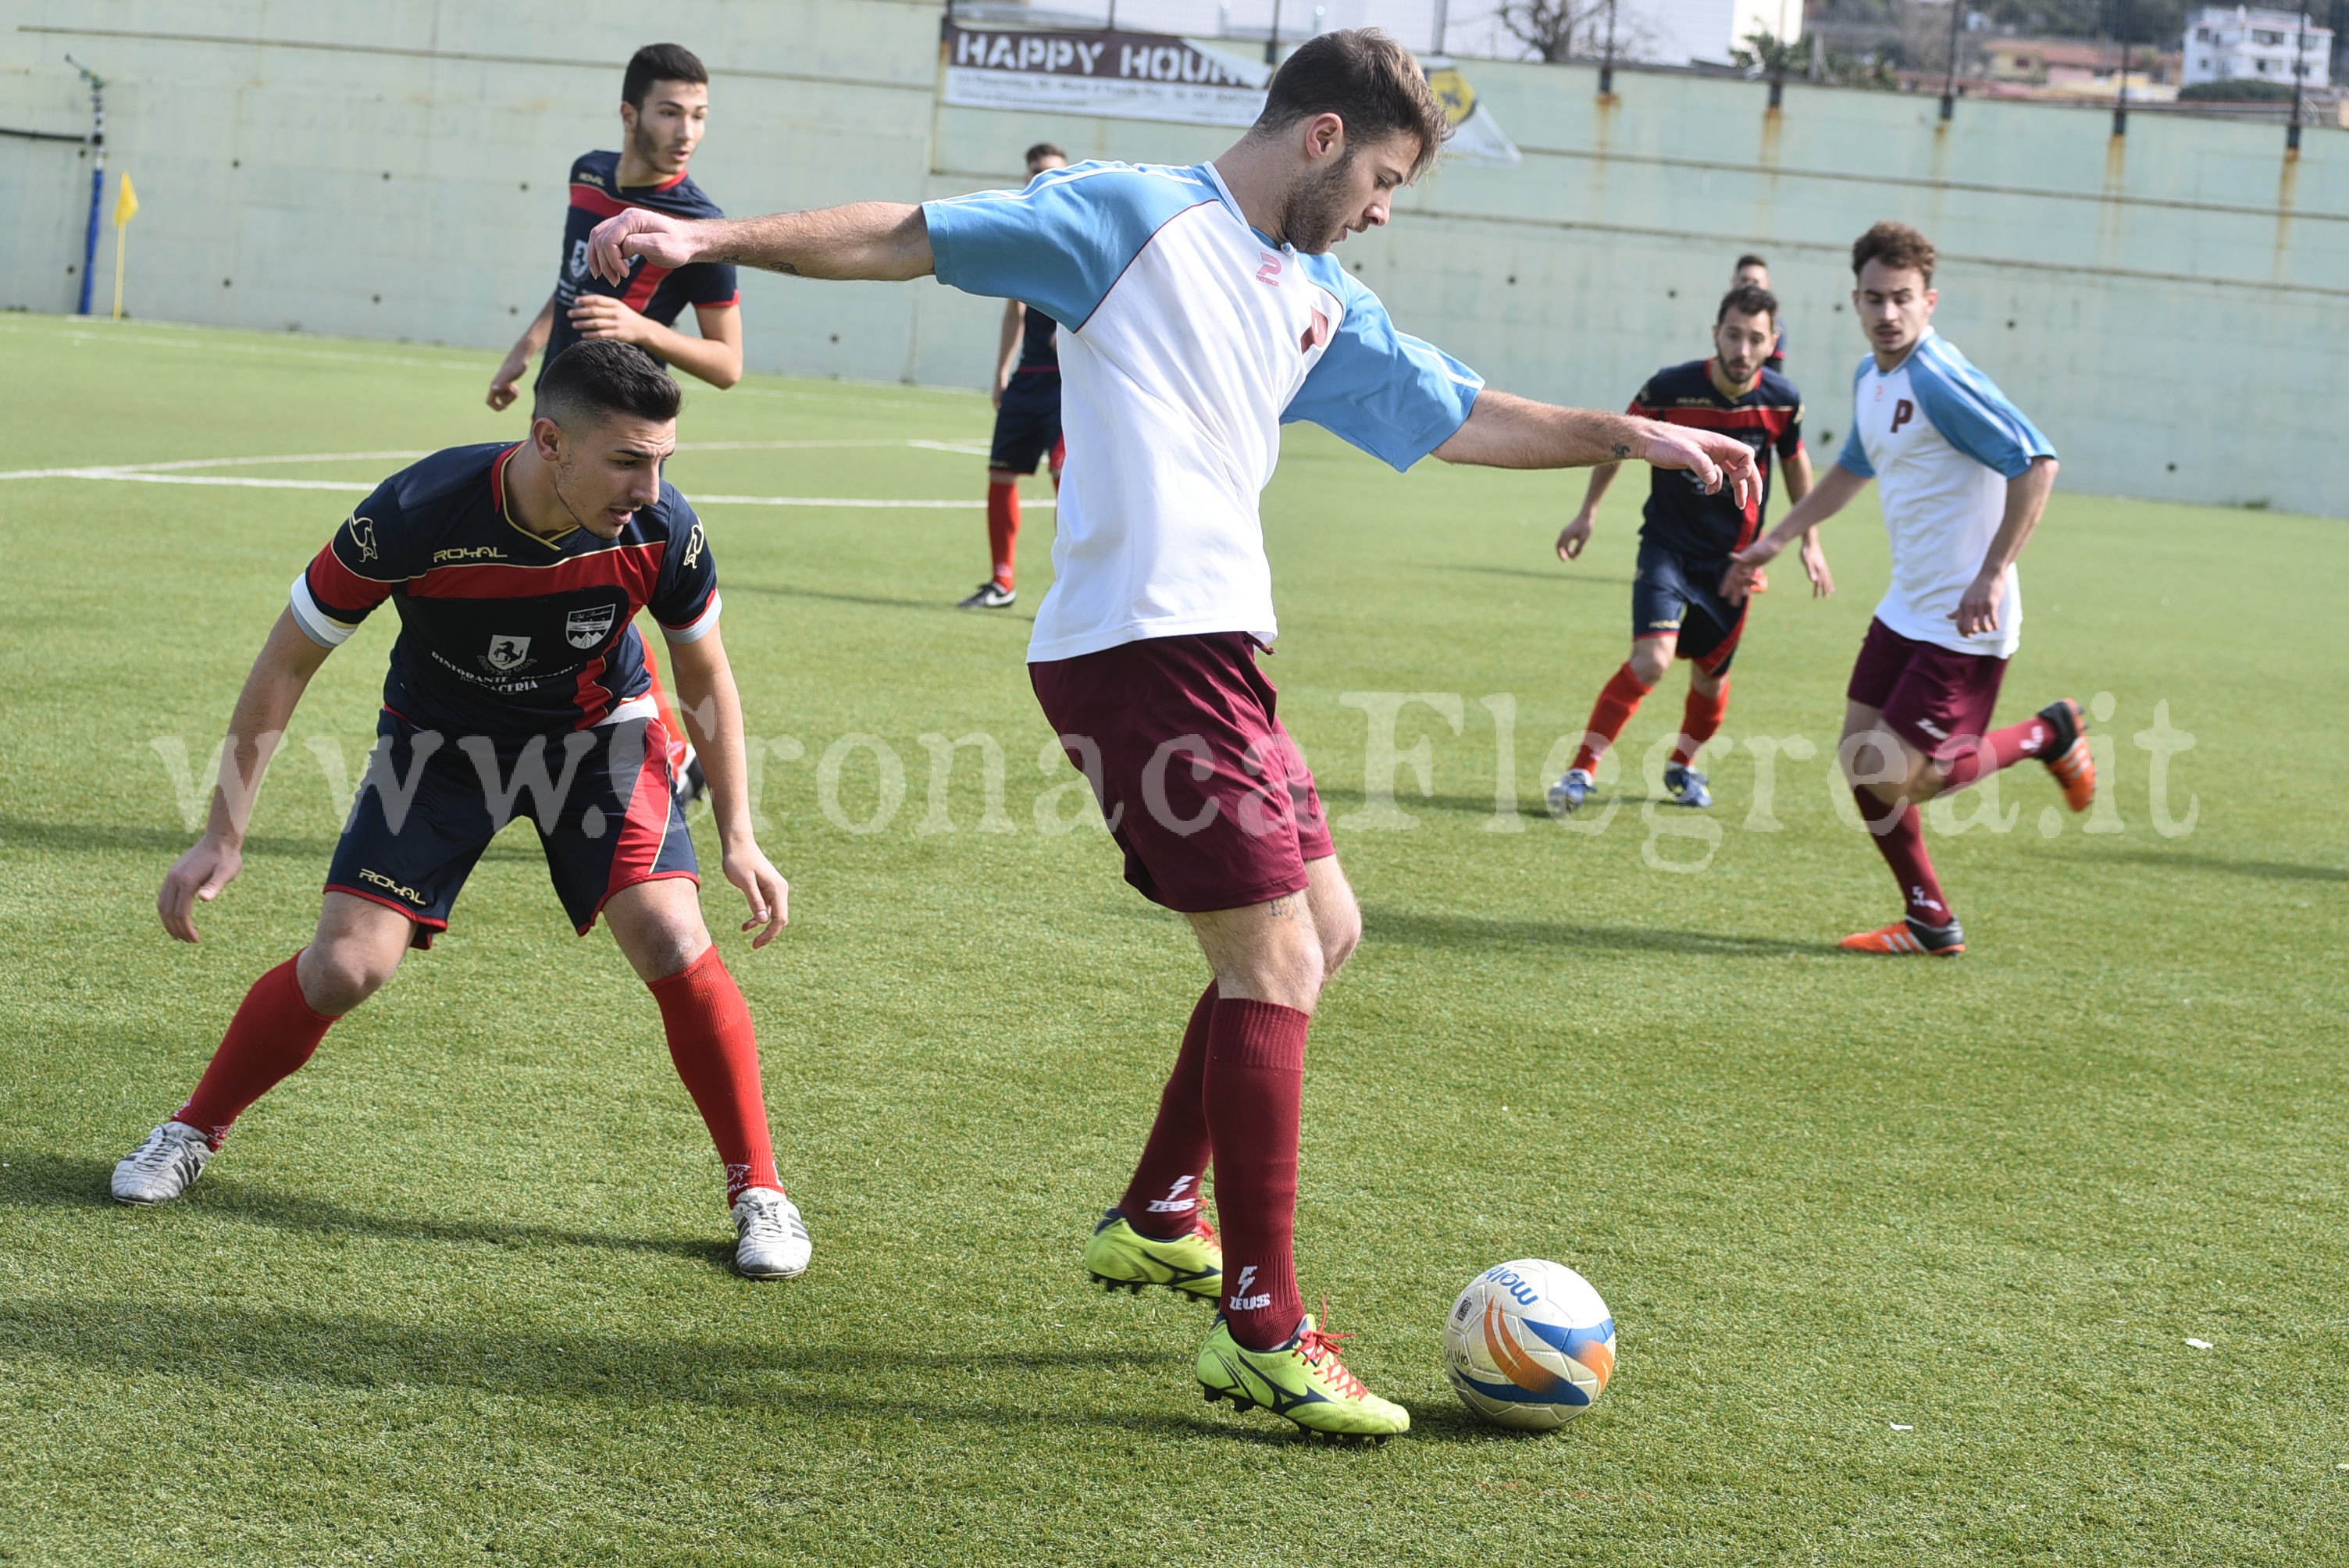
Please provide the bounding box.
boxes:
[112,1121,216,1205]
[732,1188,811,1279]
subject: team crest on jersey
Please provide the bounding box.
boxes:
[565,605,617,648]
[484,634,533,672]
[680,520,706,570]
[348,515,379,563]
[569,240,590,282]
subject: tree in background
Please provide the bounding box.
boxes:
[1498,0,1653,62]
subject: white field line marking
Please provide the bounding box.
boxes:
[0,467,1046,508]
[0,437,996,484]
[2,320,993,410]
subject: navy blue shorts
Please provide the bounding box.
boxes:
[989,372,1064,476]
[325,711,697,947]
[1631,541,1748,674]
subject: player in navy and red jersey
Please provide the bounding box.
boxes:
[112,343,812,1281]
[486,44,743,803]
[961,142,1071,611]
[487,45,743,408]
[1547,283,1832,815]
[1735,254,1788,370]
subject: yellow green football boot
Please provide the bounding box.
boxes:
[1082,1209,1222,1300]
[1196,1312,1410,1441]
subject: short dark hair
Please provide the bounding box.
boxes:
[624,43,708,109]
[1717,283,1778,327]
[1734,252,1769,273]
[1023,141,1067,166]
[1253,29,1449,180]
[1852,221,1936,287]
[537,341,681,428]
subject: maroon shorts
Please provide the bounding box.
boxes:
[1846,617,2009,758]
[1029,632,1334,914]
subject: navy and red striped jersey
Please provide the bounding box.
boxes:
[288,444,721,736]
[541,151,739,383]
[1014,302,1060,375]
[1627,359,1805,558]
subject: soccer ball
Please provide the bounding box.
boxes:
[1442,1259,1617,1431]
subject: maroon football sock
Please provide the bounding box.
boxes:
[1936,714,2056,791]
[1203,997,1310,1351]
[1119,983,1217,1240]
[176,953,340,1146]
[1852,786,1955,928]
[650,946,782,1206]
[1572,662,1655,775]
[1671,677,1731,768]
[985,479,1020,590]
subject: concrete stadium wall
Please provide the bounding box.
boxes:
[3,2,2343,513]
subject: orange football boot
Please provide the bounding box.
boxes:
[2039,699,2095,813]
[1841,918,1966,956]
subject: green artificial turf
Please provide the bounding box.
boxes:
[1,312,2344,1566]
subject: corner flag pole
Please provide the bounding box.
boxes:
[65,54,106,317]
[112,173,138,320]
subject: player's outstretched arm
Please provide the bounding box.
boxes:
[1953,454,2059,636]
[1436,390,1757,505]
[158,608,333,943]
[1723,461,1870,604]
[663,625,790,949]
[586,204,933,287]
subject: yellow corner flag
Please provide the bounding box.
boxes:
[112,173,139,320]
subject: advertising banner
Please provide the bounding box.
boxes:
[938,25,1523,166]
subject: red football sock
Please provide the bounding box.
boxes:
[1572,661,1654,775]
[986,479,1020,590]
[1852,786,1955,928]
[1937,713,2056,791]
[1120,984,1217,1239]
[1202,997,1310,1351]
[1672,676,1731,768]
[175,952,340,1147]
[649,946,782,1206]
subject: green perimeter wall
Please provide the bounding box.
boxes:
[4,0,2342,513]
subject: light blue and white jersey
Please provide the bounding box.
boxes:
[925,161,1483,661]
[1836,330,2055,658]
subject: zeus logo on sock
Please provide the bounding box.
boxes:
[1228,1265,1271,1312]
[1146,1175,1197,1213]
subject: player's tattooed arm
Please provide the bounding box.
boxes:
[587,204,935,286]
[1437,394,1754,506]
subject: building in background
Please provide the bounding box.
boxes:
[2183,6,2332,89]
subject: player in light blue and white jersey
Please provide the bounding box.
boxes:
[583,29,1761,1438]
[1728,222,2098,959]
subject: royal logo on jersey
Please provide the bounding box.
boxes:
[565,604,617,648]
[680,520,706,570]
[484,635,533,672]
[433,545,507,564]
[349,516,380,563]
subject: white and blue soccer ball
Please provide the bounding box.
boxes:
[1442,1259,1617,1431]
